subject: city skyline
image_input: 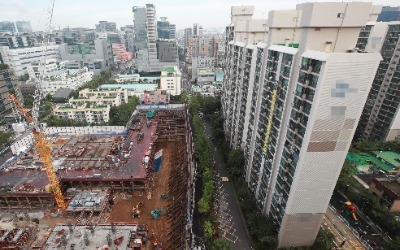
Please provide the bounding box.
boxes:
[0,0,398,32]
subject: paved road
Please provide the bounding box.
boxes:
[322,208,365,249]
[203,120,253,250]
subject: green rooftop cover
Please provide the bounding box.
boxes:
[163,66,175,73]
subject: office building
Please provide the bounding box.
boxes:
[377,6,400,22]
[133,4,178,72]
[0,22,16,34]
[354,21,400,141]
[95,21,117,32]
[222,3,382,248]
[15,21,32,33]
[59,39,113,75]
[0,34,34,48]
[27,59,93,95]
[160,66,181,96]
[157,17,176,39]
[0,43,59,76]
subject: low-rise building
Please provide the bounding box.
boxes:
[197,68,214,84]
[53,105,110,124]
[111,43,133,63]
[69,88,128,107]
[0,43,60,76]
[115,74,140,83]
[40,68,93,95]
[160,66,181,96]
[141,90,169,104]
[369,177,400,212]
[99,83,158,97]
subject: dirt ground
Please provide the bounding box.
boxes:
[110,142,173,247]
[0,143,176,249]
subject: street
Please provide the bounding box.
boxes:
[203,119,253,250]
[322,207,365,249]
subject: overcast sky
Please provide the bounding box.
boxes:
[0,0,398,31]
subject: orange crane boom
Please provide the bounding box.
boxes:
[8,94,66,209]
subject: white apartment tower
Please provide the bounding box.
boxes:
[354,21,400,141]
[222,3,382,248]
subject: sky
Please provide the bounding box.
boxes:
[0,0,398,31]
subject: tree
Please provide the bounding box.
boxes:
[211,238,231,250]
[0,131,11,151]
[23,94,34,108]
[46,115,88,127]
[108,96,139,126]
[385,236,400,250]
[227,149,245,181]
[311,227,335,250]
[0,64,10,70]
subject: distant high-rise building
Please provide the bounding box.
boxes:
[0,21,16,34]
[354,21,400,141]
[193,23,199,35]
[184,28,192,48]
[15,21,32,33]
[157,17,177,40]
[133,4,178,72]
[222,3,382,248]
[95,21,117,32]
[377,6,400,22]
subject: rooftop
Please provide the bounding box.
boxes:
[373,151,400,168]
[100,83,158,90]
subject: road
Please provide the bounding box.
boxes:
[322,207,365,249]
[203,119,253,250]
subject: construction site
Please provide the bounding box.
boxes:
[0,105,196,249]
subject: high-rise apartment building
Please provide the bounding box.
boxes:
[354,21,400,141]
[0,65,23,125]
[133,4,178,72]
[222,3,382,248]
[377,6,400,22]
[15,21,32,33]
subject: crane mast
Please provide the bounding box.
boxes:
[8,0,65,209]
[8,94,66,209]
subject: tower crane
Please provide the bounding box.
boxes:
[8,94,65,209]
[8,0,65,209]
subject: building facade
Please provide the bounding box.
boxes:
[59,39,113,75]
[141,90,170,104]
[222,3,382,248]
[69,88,128,107]
[160,66,181,96]
[53,106,110,124]
[27,59,93,95]
[133,4,179,72]
[0,43,60,76]
[354,21,400,141]
[15,21,33,34]
[0,22,16,34]
[377,6,400,22]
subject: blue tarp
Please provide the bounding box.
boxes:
[154,150,163,172]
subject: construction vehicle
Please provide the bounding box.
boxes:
[6,0,65,209]
[136,132,144,141]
